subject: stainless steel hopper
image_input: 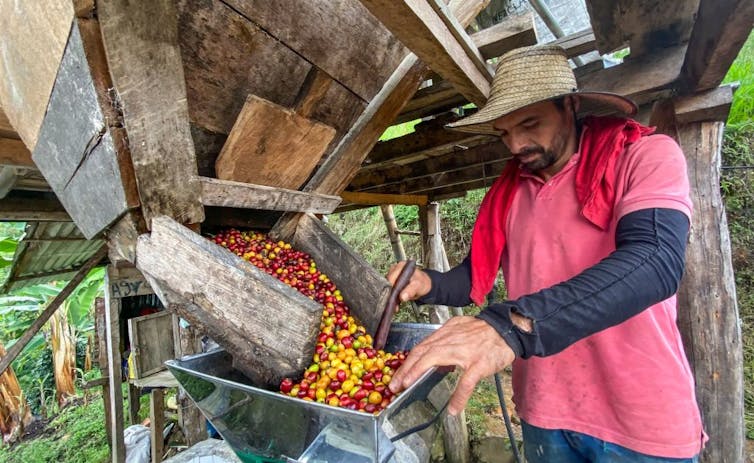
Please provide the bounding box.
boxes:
[166,323,452,463]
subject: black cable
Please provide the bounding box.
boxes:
[494,373,522,463]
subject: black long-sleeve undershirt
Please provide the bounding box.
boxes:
[419,208,689,359]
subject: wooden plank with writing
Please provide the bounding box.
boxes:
[31,22,133,239]
[292,213,392,336]
[109,266,154,299]
[136,216,321,386]
[199,177,341,214]
[214,95,336,190]
[99,0,204,227]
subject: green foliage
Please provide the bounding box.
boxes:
[379,119,421,141]
[0,393,109,463]
[723,30,754,127]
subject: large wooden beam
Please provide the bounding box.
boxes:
[359,0,492,107]
[199,176,342,214]
[32,20,139,239]
[675,120,744,463]
[0,0,74,150]
[0,106,17,138]
[0,246,107,376]
[0,193,71,222]
[680,0,754,92]
[271,0,489,241]
[471,13,537,60]
[674,85,736,124]
[0,138,33,167]
[99,0,204,228]
[340,191,428,207]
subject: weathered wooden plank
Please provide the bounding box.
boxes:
[176,0,311,135]
[551,29,597,59]
[674,85,735,124]
[340,191,429,207]
[352,141,508,191]
[271,0,490,240]
[578,45,687,107]
[222,0,408,102]
[108,266,153,299]
[0,106,17,138]
[128,311,175,378]
[31,22,133,239]
[381,205,407,262]
[472,13,537,60]
[0,193,70,221]
[584,0,699,55]
[0,246,107,376]
[676,121,743,463]
[291,213,392,336]
[359,0,492,107]
[135,216,321,386]
[0,138,33,167]
[200,177,341,214]
[94,297,113,446]
[681,0,754,92]
[398,26,588,124]
[214,95,336,190]
[99,0,204,227]
[150,388,165,463]
[104,269,126,463]
[0,0,74,150]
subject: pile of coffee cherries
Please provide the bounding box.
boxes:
[212,229,407,414]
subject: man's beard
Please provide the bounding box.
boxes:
[515,145,558,173]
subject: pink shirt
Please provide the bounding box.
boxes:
[502,133,704,458]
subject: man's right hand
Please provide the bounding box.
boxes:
[386,260,433,302]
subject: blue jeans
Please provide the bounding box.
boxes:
[521,420,699,463]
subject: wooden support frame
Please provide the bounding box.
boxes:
[104,266,127,463]
[0,194,70,222]
[680,0,754,92]
[271,0,489,241]
[340,191,429,207]
[199,176,342,214]
[358,0,492,107]
[381,205,407,262]
[0,138,33,167]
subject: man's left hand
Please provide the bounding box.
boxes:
[389,316,516,415]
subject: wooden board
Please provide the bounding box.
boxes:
[222,0,408,102]
[99,0,204,228]
[0,106,17,139]
[214,95,336,190]
[31,22,132,239]
[584,0,699,55]
[674,85,735,124]
[127,311,175,379]
[340,191,428,207]
[471,13,537,60]
[136,216,322,386]
[109,266,154,299]
[0,138,33,167]
[359,0,492,107]
[0,192,71,221]
[0,0,74,150]
[199,176,341,214]
[291,213,392,336]
[676,121,744,463]
[104,269,127,463]
[680,0,754,92]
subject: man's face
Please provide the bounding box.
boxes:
[492,99,575,177]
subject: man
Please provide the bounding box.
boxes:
[387,45,705,462]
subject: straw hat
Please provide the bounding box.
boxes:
[446,45,637,136]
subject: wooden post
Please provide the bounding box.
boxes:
[675,120,743,463]
[127,384,140,425]
[150,388,165,463]
[419,203,471,463]
[95,297,113,447]
[172,315,207,446]
[380,205,407,262]
[104,266,126,463]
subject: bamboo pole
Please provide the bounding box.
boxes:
[380,205,407,262]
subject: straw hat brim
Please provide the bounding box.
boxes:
[446,91,638,136]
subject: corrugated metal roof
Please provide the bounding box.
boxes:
[1,222,106,292]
